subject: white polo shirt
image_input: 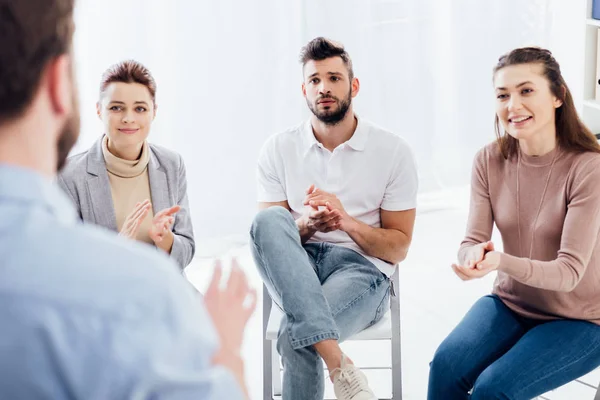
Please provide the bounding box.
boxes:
[256,116,418,276]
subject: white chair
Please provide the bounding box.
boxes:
[572,376,600,400]
[535,369,600,399]
[262,269,402,400]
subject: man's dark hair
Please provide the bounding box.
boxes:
[299,37,354,79]
[0,0,76,123]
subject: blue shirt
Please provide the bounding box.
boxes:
[0,165,244,399]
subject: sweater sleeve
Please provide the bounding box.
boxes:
[458,148,494,266]
[498,156,600,292]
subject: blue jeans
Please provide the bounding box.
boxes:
[428,295,600,400]
[250,207,390,400]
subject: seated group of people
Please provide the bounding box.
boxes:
[1,1,600,400]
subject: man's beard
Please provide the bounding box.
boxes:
[307,88,352,125]
[56,92,80,172]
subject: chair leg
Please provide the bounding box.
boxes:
[272,341,282,396]
[594,381,600,400]
[263,285,273,400]
[391,268,403,400]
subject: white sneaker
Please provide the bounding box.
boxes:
[331,354,377,400]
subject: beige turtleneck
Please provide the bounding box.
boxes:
[102,136,154,244]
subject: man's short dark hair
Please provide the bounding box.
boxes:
[0,0,76,123]
[299,37,354,79]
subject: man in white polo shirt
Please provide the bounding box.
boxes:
[250,37,418,400]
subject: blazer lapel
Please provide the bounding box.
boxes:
[86,136,118,231]
[148,149,171,214]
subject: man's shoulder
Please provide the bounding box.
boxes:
[3,218,186,314]
[259,122,306,159]
[362,119,413,155]
[267,122,305,145]
[0,214,208,398]
[361,118,405,141]
[61,222,179,284]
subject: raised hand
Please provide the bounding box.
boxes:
[148,205,180,244]
[119,199,151,240]
[205,259,256,399]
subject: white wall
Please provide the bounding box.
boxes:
[72,0,585,256]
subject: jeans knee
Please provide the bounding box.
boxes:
[250,206,293,241]
[429,345,460,384]
[277,330,319,367]
[470,369,511,400]
[276,330,293,359]
[428,346,477,400]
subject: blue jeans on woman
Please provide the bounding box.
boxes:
[250,206,390,400]
[428,294,600,400]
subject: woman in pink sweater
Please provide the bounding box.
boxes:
[428,47,600,399]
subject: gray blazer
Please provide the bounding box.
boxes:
[57,136,195,270]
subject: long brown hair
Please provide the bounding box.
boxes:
[493,47,600,158]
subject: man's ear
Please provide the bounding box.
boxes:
[47,54,74,117]
[351,77,360,98]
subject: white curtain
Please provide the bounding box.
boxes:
[72,0,584,256]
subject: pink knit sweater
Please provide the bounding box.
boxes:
[459,142,600,324]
